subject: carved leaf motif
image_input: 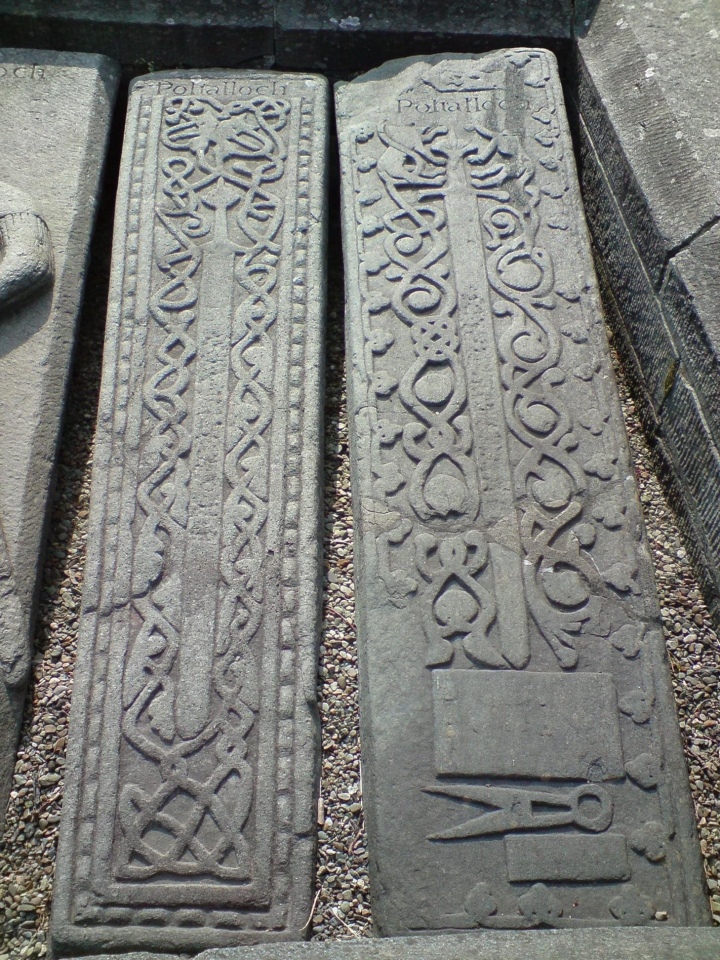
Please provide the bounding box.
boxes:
[610,623,645,659]
[583,453,617,481]
[592,497,626,530]
[608,885,654,925]
[625,752,659,789]
[373,371,398,396]
[518,884,563,925]
[631,821,668,863]
[122,628,167,709]
[464,882,498,925]
[366,291,391,313]
[367,329,395,354]
[363,250,390,275]
[376,418,403,445]
[602,561,638,593]
[132,521,165,597]
[374,461,405,497]
[578,407,608,436]
[619,688,654,725]
[559,317,588,343]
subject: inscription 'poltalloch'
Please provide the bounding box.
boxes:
[52,71,327,956]
[337,49,709,935]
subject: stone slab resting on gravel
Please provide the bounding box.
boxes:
[336,49,709,934]
[0,48,119,826]
[51,70,329,956]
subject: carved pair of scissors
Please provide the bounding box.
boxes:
[424,783,613,840]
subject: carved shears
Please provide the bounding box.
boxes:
[424,783,613,839]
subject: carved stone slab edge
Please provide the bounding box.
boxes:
[0,48,119,823]
[51,69,328,955]
[336,49,709,934]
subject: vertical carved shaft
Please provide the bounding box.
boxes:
[177,195,238,741]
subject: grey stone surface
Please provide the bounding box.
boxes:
[0,1,274,70]
[571,0,720,622]
[51,70,329,955]
[74,927,720,960]
[336,50,709,935]
[0,48,119,824]
[275,1,572,73]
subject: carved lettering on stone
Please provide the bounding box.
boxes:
[337,50,710,933]
[52,71,328,956]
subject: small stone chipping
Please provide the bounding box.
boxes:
[0,219,719,956]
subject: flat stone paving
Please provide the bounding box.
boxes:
[0,48,119,826]
[337,50,710,934]
[51,70,329,956]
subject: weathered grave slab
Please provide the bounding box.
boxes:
[0,1,274,70]
[570,0,720,622]
[51,69,328,956]
[0,49,119,824]
[336,50,709,934]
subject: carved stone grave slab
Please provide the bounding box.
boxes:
[51,70,328,956]
[0,48,119,824]
[336,51,710,934]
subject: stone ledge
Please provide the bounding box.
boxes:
[76,928,720,960]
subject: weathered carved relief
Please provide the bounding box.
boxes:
[0,180,53,315]
[337,51,709,933]
[0,181,54,687]
[52,71,328,956]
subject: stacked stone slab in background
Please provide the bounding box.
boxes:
[0,47,119,824]
[337,50,709,934]
[570,0,720,625]
[51,70,328,956]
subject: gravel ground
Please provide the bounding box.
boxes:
[1,215,719,955]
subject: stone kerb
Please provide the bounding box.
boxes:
[336,49,709,934]
[51,70,329,956]
[571,0,720,624]
[0,48,119,825]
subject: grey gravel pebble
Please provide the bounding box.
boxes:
[0,214,719,955]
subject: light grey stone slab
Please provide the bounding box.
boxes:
[336,50,710,935]
[51,69,329,956]
[0,48,119,824]
[70,927,720,960]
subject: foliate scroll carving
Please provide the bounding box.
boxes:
[53,72,326,953]
[0,180,53,313]
[340,49,705,933]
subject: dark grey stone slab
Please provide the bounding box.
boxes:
[574,0,720,285]
[0,0,273,70]
[51,69,329,956]
[336,50,709,935]
[0,48,119,824]
[275,1,572,73]
[75,927,720,960]
[571,0,720,621]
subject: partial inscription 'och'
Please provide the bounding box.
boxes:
[337,50,709,934]
[52,71,328,956]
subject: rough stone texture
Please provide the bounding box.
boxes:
[336,50,709,935]
[275,2,572,73]
[0,49,119,825]
[570,0,720,624]
[66,927,720,960]
[0,1,274,70]
[51,70,328,956]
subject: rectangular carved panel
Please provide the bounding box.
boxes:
[336,50,710,933]
[433,671,624,780]
[52,70,328,955]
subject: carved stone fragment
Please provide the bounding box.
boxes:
[51,70,328,955]
[336,51,710,933]
[0,48,119,824]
